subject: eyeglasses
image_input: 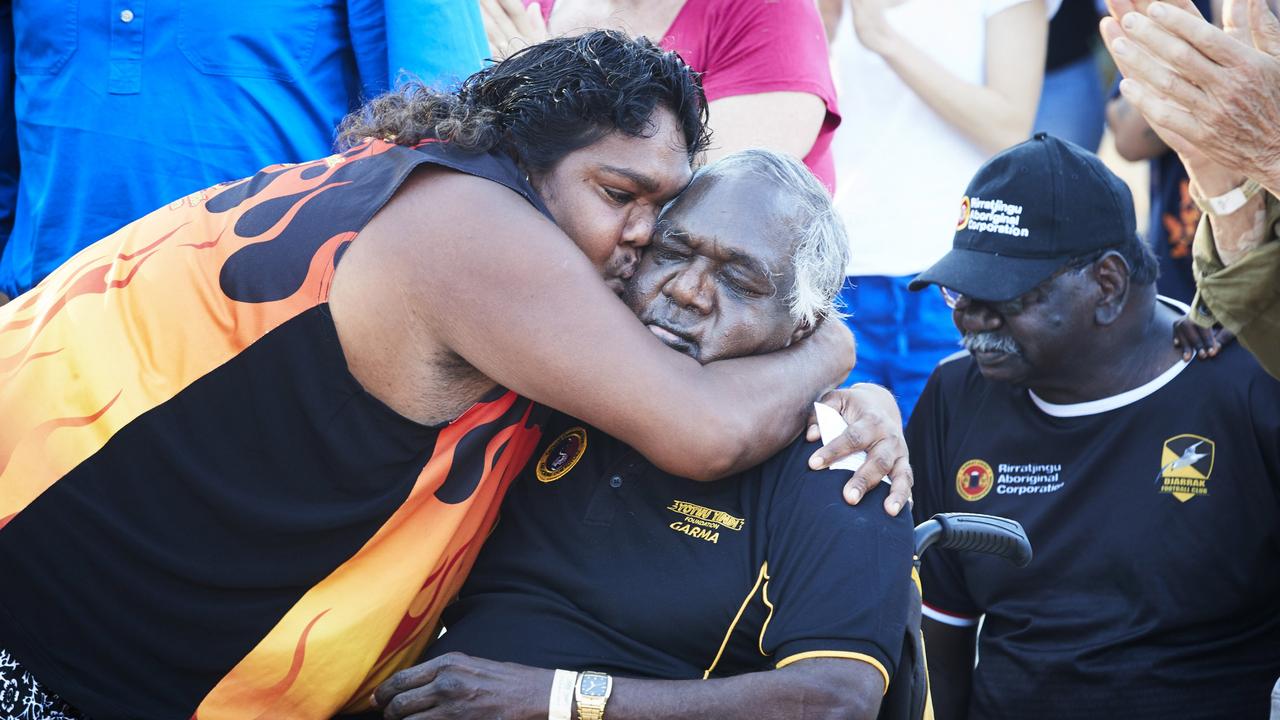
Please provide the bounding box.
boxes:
[939,285,1034,316]
[939,250,1119,316]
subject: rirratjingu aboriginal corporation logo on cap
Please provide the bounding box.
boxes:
[956,196,1029,238]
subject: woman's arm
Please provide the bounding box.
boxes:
[851,0,1048,154]
[331,169,854,482]
[703,92,827,164]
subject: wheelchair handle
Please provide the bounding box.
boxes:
[913,512,1033,568]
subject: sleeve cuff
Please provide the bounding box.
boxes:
[1191,192,1280,330]
[775,650,890,695]
[922,603,980,627]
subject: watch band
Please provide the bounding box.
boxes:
[1191,177,1263,217]
[549,669,576,720]
[574,671,612,720]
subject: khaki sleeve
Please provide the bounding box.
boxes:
[1190,192,1280,378]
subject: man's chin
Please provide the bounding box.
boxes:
[647,324,700,361]
[604,276,627,297]
[970,350,1026,382]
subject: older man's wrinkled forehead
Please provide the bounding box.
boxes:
[658,168,800,268]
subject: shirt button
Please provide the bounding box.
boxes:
[609,475,623,488]
[120,8,135,22]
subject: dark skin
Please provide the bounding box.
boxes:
[373,169,891,720]
[374,654,881,720]
[630,173,913,506]
[329,107,856,482]
[946,253,1183,404]
[1106,12,1237,362]
[924,253,1185,719]
[330,106,914,508]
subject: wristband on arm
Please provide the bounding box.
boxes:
[549,669,577,720]
[1191,177,1263,217]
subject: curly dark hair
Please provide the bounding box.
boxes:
[336,30,711,175]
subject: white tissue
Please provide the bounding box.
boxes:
[813,401,890,483]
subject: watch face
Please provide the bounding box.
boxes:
[581,674,608,697]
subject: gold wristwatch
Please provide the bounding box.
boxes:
[574,671,612,720]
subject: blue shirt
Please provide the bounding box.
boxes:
[0,0,486,297]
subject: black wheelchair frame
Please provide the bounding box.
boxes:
[878,513,1033,720]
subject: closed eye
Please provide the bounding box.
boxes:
[653,245,690,262]
[603,187,635,205]
[722,271,767,298]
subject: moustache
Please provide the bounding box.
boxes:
[962,332,1023,357]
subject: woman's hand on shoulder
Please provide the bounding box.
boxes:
[806,383,912,516]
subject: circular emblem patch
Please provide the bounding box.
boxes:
[956,459,994,501]
[956,196,972,230]
[536,427,588,483]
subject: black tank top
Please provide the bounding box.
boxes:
[0,138,552,719]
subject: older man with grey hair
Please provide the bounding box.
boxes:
[368,149,917,720]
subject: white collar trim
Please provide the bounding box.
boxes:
[1027,296,1193,418]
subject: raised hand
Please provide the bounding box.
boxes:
[1101,0,1280,191]
[481,0,549,61]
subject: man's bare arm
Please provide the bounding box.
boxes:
[330,169,854,482]
[374,653,886,720]
[922,617,977,720]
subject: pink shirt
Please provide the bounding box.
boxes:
[534,0,841,191]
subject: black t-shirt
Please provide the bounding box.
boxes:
[428,416,915,689]
[1148,152,1201,304]
[909,339,1280,719]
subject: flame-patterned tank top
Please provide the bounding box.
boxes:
[0,138,551,719]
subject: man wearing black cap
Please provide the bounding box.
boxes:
[907,133,1280,719]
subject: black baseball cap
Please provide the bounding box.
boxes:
[908,133,1137,302]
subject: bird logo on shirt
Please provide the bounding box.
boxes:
[536,427,588,483]
[1157,435,1215,502]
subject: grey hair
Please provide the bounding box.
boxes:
[693,149,849,327]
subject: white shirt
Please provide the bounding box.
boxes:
[830,0,1058,277]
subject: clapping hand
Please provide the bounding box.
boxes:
[1101,0,1280,189]
[481,0,549,60]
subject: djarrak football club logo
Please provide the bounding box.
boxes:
[536,427,588,483]
[956,459,994,501]
[956,196,972,231]
[1157,434,1215,502]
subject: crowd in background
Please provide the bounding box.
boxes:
[2,0,1262,410]
[1,0,1279,718]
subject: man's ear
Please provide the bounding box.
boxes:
[789,320,816,345]
[1092,253,1130,325]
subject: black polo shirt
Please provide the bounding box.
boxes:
[427,415,915,689]
[909,340,1280,720]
